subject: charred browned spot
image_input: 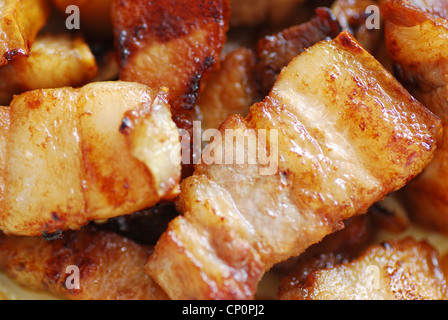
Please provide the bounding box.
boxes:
[178,55,216,110]
[335,31,364,53]
[119,116,133,134]
[3,48,27,61]
[41,229,64,241]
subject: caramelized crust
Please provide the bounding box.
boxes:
[0,227,168,300]
[145,32,441,300]
[278,237,448,300]
[112,0,229,112]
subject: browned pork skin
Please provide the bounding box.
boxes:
[145,31,442,300]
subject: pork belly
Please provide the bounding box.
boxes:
[145,32,442,300]
[0,82,181,236]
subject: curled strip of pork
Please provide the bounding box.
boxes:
[278,237,448,300]
[0,226,168,300]
[0,81,181,236]
[381,0,448,234]
[145,31,442,300]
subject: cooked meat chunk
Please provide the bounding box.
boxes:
[0,33,98,105]
[0,226,168,300]
[278,237,448,300]
[112,0,229,177]
[145,32,442,300]
[0,0,50,66]
[0,82,181,236]
[382,0,448,234]
[112,0,229,124]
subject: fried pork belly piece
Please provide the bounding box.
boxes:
[196,48,260,132]
[331,0,382,53]
[229,0,306,27]
[145,32,442,300]
[0,227,168,300]
[381,0,448,234]
[112,0,229,132]
[278,237,448,300]
[256,7,341,94]
[0,33,98,105]
[0,81,181,236]
[0,0,50,66]
[51,0,113,39]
